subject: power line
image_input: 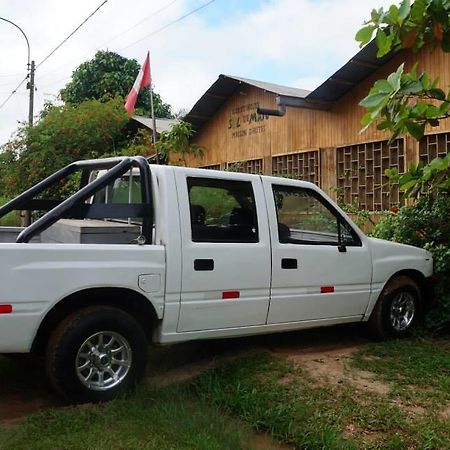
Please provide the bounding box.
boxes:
[1,0,218,113]
[0,80,23,88]
[0,0,110,112]
[38,0,181,82]
[0,75,27,110]
[102,0,179,47]
[119,0,218,51]
[36,0,110,69]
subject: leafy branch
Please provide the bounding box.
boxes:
[356,0,450,57]
[155,121,203,166]
[386,152,450,197]
[356,0,450,198]
[356,0,450,140]
[360,62,450,140]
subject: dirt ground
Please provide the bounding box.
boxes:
[0,323,369,427]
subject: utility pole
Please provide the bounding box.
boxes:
[0,17,33,225]
[23,60,35,226]
[27,60,35,126]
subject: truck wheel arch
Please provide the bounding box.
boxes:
[31,287,159,356]
[368,273,423,340]
[381,269,430,304]
[365,269,430,320]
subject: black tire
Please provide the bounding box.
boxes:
[46,306,148,404]
[368,275,422,341]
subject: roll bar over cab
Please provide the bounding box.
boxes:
[0,157,433,403]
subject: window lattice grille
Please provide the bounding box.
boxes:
[271,151,320,185]
[336,139,404,211]
[419,132,450,164]
[226,159,263,174]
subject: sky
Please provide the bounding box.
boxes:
[0,0,393,146]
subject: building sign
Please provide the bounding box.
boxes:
[228,102,269,138]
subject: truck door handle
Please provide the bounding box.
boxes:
[194,259,214,271]
[281,258,298,269]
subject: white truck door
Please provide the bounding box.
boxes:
[263,178,372,324]
[175,170,271,332]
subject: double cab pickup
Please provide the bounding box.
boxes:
[0,156,433,402]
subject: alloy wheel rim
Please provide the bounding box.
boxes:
[390,291,415,332]
[76,331,132,391]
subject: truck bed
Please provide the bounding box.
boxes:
[0,220,141,245]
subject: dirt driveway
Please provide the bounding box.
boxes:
[0,323,368,426]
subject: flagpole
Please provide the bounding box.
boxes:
[149,82,159,165]
[125,51,159,163]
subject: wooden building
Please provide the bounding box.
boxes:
[184,41,450,210]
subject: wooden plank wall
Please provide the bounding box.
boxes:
[188,45,450,202]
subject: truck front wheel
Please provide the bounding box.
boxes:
[368,275,422,341]
[46,306,148,403]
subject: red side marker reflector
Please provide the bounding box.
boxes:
[320,286,335,294]
[0,305,12,314]
[222,291,240,300]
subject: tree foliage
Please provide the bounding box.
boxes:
[61,51,173,118]
[1,51,174,202]
[0,97,145,198]
[358,1,450,330]
[356,0,450,56]
[356,0,450,141]
[386,152,450,197]
[372,196,450,332]
[155,121,203,166]
[356,0,450,198]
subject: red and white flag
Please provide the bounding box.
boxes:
[124,52,151,114]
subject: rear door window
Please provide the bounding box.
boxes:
[187,177,259,243]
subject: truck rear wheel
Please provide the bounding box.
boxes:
[46,306,148,403]
[368,275,422,341]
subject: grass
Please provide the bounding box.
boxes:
[194,354,354,449]
[1,336,449,449]
[193,338,450,449]
[0,382,253,450]
[351,337,450,404]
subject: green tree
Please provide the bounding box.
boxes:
[356,0,450,197]
[61,50,173,118]
[0,97,130,197]
[155,121,203,166]
[357,1,450,331]
[356,0,450,140]
[372,196,450,332]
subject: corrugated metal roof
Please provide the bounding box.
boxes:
[224,75,311,98]
[131,116,178,133]
[185,40,398,132]
[185,74,310,132]
[306,40,396,103]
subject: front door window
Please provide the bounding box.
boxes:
[272,185,359,246]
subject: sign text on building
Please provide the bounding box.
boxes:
[228,102,269,139]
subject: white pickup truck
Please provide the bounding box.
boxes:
[0,156,433,403]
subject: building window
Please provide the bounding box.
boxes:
[226,159,263,174]
[272,150,320,185]
[336,139,404,211]
[187,177,259,243]
[419,132,450,164]
[200,164,222,170]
